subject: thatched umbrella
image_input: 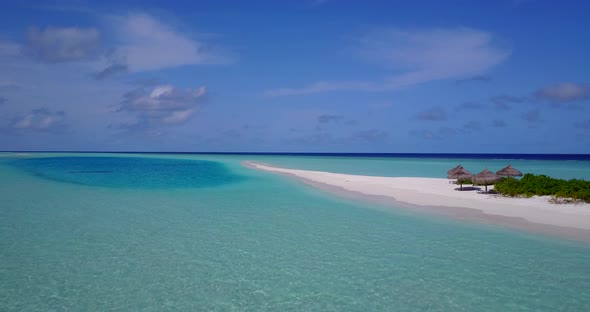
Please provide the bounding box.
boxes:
[473,168,501,193]
[447,165,466,176]
[448,166,473,191]
[496,165,523,177]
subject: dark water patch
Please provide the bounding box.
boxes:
[11,156,242,189]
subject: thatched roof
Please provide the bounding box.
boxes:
[473,168,501,184]
[448,167,473,180]
[496,165,523,177]
[447,165,465,175]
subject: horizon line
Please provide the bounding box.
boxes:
[2,151,590,159]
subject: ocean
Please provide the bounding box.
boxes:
[1,152,589,311]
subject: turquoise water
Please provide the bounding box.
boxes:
[1,153,590,311]
[245,155,590,180]
[11,156,242,189]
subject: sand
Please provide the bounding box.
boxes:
[245,161,590,242]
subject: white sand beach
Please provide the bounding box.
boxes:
[245,161,590,241]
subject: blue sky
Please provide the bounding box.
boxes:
[0,0,589,153]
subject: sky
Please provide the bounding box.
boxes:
[0,0,589,153]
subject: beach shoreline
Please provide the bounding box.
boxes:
[244,161,590,242]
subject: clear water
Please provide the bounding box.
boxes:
[244,155,590,180]
[1,153,589,311]
[11,156,243,189]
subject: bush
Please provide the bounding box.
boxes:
[494,174,590,203]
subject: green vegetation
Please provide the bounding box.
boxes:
[494,173,590,203]
[457,178,472,184]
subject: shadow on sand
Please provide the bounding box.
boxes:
[454,186,482,192]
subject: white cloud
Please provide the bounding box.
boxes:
[535,82,590,103]
[93,63,128,80]
[24,27,100,62]
[11,108,66,132]
[162,109,195,124]
[109,14,233,72]
[265,81,381,96]
[116,84,206,134]
[121,85,205,112]
[265,27,509,96]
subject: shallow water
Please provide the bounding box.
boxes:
[245,154,590,179]
[1,153,589,311]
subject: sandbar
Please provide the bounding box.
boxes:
[245,161,590,242]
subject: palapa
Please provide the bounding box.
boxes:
[447,165,465,176]
[496,165,523,177]
[447,165,472,179]
[447,166,473,191]
[473,168,501,193]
